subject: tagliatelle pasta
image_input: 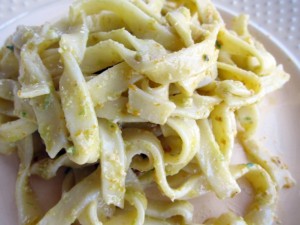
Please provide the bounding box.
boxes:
[0,0,295,224]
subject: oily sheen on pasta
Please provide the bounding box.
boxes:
[0,0,295,224]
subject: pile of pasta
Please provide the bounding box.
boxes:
[0,0,295,224]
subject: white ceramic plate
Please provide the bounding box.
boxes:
[0,1,299,225]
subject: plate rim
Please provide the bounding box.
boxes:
[0,1,299,224]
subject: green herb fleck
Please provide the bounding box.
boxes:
[43,95,51,110]
[21,111,27,118]
[215,40,222,49]
[66,146,75,154]
[79,108,86,116]
[134,53,142,62]
[6,45,14,51]
[202,54,209,61]
[246,162,254,168]
[244,116,252,122]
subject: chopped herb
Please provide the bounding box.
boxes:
[43,95,51,110]
[79,108,86,116]
[134,54,142,62]
[244,116,252,122]
[66,146,75,154]
[202,54,209,61]
[246,162,254,168]
[215,40,222,49]
[21,111,27,117]
[6,45,14,51]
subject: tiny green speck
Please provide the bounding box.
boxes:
[202,54,209,61]
[134,54,142,62]
[247,162,254,168]
[215,40,222,49]
[79,108,86,116]
[6,45,14,51]
[21,111,27,117]
[66,146,75,154]
[244,116,252,122]
[43,95,51,110]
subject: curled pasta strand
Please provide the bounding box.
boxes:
[163,117,200,174]
[98,118,126,208]
[71,0,182,50]
[30,154,80,180]
[210,103,236,162]
[196,119,240,199]
[231,164,277,225]
[123,128,206,200]
[236,104,295,189]
[60,51,100,164]
[16,135,42,225]
[78,200,103,225]
[37,168,101,225]
[146,199,193,224]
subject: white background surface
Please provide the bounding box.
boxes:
[0,0,299,225]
